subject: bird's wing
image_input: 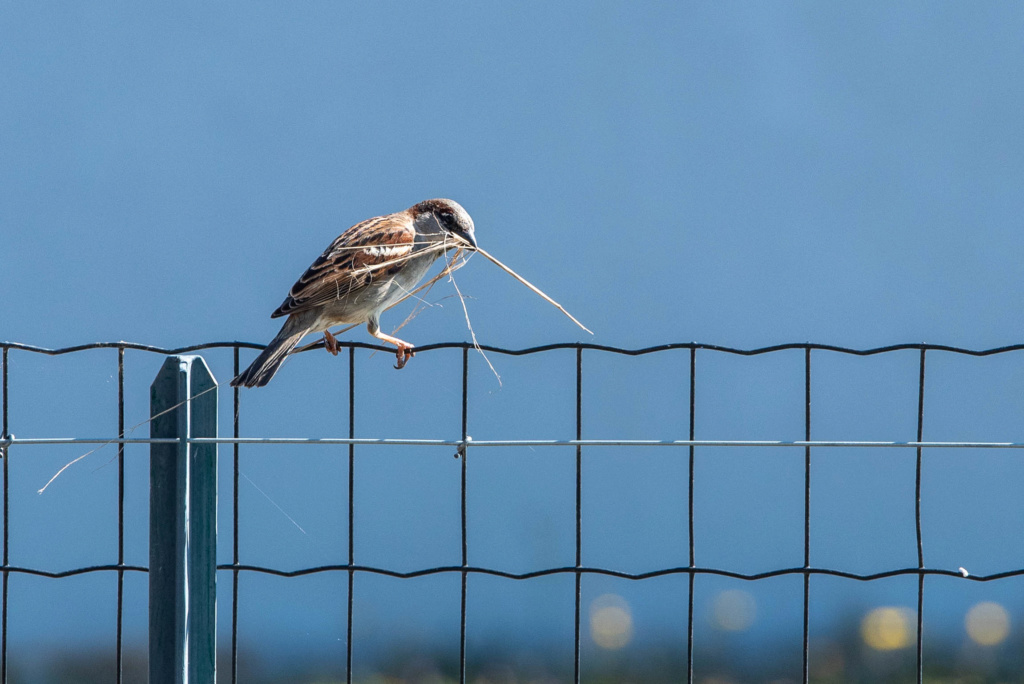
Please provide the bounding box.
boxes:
[271,212,417,318]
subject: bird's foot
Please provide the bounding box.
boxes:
[394,345,415,370]
[368,327,415,369]
[323,330,339,356]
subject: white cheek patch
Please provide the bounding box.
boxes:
[363,244,413,259]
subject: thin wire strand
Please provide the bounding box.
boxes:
[347,347,355,684]
[9,340,1024,357]
[916,349,926,684]
[231,345,241,684]
[686,347,695,684]
[116,347,125,684]
[205,563,1024,582]
[1,347,6,437]
[2,346,8,684]
[34,383,219,494]
[12,437,1024,449]
[459,347,468,684]
[574,346,583,684]
[0,561,1011,582]
[802,348,811,684]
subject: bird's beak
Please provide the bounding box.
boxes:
[457,230,478,250]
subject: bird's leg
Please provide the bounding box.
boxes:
[367,321,415,369]
[323,329,339,356]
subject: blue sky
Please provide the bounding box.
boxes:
[4,2,1024,680]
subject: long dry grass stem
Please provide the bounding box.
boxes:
[472,246,593,334]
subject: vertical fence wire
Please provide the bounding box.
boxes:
[801,348,812,684]
[116,348,125,684]
[915,349,926,684]
[347,346,355,684]
[232,346,241,684]
[574,346,583,684]
[460,346,469,684]
[686,347,696,684]
[0,347,5,437]
[1,346,7,684]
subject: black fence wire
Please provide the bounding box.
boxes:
[3,340,1024,684]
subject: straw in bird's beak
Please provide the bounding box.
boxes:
[472,245,593,335]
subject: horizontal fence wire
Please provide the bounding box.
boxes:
[6,340,1024,356]
[10,437,1024,448]
[3,339,1024,684]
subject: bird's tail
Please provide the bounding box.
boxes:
[231,317,310,388]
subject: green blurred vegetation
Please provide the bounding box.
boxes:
[17,624,1024,684]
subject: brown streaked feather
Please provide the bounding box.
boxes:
[271,212,416,318]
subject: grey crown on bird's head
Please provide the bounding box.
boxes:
[411,198,478,249]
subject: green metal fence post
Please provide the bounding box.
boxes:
[150,355,218,684]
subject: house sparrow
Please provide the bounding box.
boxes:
[231,198,477,388]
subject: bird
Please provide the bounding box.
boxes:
[231,198,477,388]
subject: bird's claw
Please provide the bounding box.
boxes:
[393,346,415,370]
[323,330,339,356]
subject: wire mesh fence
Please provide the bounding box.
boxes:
[2,339,1024,683]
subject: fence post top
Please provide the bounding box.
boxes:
[151,355,218,390]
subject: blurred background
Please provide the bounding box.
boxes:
[4,3,1024,683]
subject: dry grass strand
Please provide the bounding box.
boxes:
[472,246,593,334]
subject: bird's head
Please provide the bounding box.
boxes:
[412,198,477,250]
